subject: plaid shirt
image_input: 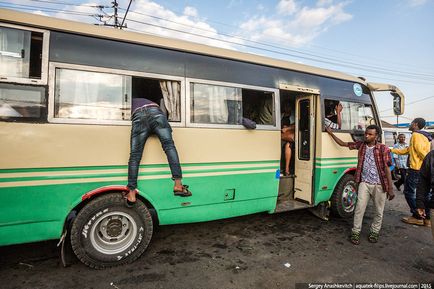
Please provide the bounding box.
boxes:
[348,141,392,192]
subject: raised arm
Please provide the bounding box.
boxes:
[325,127,349,147]
[336,103,343,129]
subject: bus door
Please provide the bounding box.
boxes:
[294,95,316,204]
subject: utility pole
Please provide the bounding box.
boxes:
[113,0,119,28]
[95,0,127,29]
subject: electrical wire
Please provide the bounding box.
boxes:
[3,2,434,86]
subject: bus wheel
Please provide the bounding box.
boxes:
[70,193,153,269]
[331,174,357,218]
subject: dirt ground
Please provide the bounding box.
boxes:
[1,189,433,289]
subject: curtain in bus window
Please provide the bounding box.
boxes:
[191,83,242,124]
[160,80,180,122]
[0,27,31,79]
[55,69,131,121]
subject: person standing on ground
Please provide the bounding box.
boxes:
[393,133,409,191]
[391,118,432,227]
[326,125,394,245]
[416,150,434,240]
[125,97,192,207]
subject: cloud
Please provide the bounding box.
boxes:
[407,0,428,6]
[277,0,298,15]
[239,1,352,47]
[122,0,243,49]
[183,6,198,17]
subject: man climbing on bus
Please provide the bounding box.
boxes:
[125,97,192,207]
[326,125,394,245]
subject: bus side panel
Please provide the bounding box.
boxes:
[0,168,279,246]
[155,172,279,225]
[0,123,281,245]
[313,132,358,205]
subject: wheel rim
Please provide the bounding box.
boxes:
[89,211,137,255]
[342,183,357,213]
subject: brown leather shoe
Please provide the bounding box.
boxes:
[424,219,431,227]
[401,216,424,226]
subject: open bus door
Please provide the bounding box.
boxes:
[293,95,316,204]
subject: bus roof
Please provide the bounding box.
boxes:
[0,8,364,84]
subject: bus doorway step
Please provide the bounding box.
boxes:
[308,202,330,221]
[274,199,311,213]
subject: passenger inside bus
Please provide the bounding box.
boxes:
[280,96,295,176]
[281,121,295,176]
[324,99,342,129]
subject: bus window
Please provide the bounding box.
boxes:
[190,81,276,126]
[132,77,181,122]
[242,89,274,125]
[0,26,44,81]
[341,101,375,130]
[324,99,375,131]
[54,68,131,121]
[0,83,45,120]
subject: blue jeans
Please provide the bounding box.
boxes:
[127,107,182,190]
[404,169,431,219]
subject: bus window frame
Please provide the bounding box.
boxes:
[48,62,186,127]
[186,77,280,130]
[0,23,49,85]
[320,96,378,134]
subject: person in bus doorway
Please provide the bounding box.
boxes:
[392,133,409,191]
[326,125,394,245]
[324,100,343,130]
[281,119,295,176]
[416,150,434,240]
[125,97,192,207]
[391,118,432,227]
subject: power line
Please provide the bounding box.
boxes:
[379,95,434,113]
[3,3,434,85]
[121,8,434,80]
[28,0,109,9]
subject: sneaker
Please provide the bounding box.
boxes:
[368,231,379,243]
[424,219,431,228]
[393,181,401,191]
[401,216,424,226]
[350,231,360,245]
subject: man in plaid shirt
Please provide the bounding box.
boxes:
[326,125,394,244]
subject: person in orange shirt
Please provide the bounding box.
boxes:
[391,118,432,227]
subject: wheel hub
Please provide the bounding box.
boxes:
[342,184,357,213]
[106,219,123,237]
[89,211,137,255]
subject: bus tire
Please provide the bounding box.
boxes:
[70,193,153,269]
[331,174,358,218]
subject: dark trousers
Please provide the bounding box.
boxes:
[127,107,182,190]
[395,168,407,188]
[404,169,431,219]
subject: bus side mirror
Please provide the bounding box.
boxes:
[391,92,403,116]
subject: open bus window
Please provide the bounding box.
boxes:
[54,68,131,121]
[0,83,45,120]
[190,82,275,126]
[242,89,274,125]
[132,77,181,122]
[0,26,43,81]
[324,99,375,131]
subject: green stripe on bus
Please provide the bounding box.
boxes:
[0,160,279,174]
[0,166,277,183]
[316,157,357,161]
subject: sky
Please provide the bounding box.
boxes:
[2,0,433,125]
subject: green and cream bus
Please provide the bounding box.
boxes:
[0,9,405,269]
